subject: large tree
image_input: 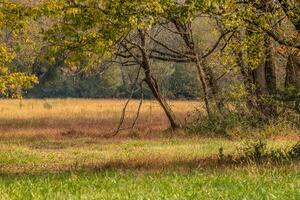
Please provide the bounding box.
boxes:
[41,0,185,129]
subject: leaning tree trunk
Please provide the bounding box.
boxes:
[138,30,180,130]
[144,71,179,129]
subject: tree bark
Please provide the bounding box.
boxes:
[138,30,180,129]
[236,50,256,109]
[171,20,212,115]
[277,0,300,33]
[252,60,267,95]
[194,55,211,115]
[265,37,277,94]
[285,50,300,89]
[144,72,179,129]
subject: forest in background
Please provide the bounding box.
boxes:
[3,0,297,101]
[1,0,300,131]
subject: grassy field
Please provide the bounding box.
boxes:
[0,99,299,199]
[0,99,200,138]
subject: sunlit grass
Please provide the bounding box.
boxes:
[0,168,298,200]
[0,99,201,138]
[0,136,297,174]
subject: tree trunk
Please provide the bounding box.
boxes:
[194,55,211,115]
[236,50,256,109]
[201,58,225,112]
[144,72,179,129]
[171,20,212,115]
[285,51,300,89]
[252,60,267,95]
[138,30,180,130]
[265,37,277,94]
[201,58,217,95]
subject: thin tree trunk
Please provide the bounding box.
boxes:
[201,58,224,112]
[171,20,212,115]
[202,59,217,96]
[194,55,211,115]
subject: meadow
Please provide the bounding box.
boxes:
[0,99,299,199]
[0,99,200,138]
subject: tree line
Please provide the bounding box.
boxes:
[1,0,300,130]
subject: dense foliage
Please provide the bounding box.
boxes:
[0,0,38,97]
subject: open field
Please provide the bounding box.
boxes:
[0,99,200,139]
[0,99,299,199]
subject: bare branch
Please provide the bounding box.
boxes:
[131,79,145,130]
[146,31,194,59]
[110,66,142,137]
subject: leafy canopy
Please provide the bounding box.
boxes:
[0,0,38,97]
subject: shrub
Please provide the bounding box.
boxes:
[240,140,267,162]
[186,111,264,136]
[288,142,300,160]
[236,140,300,163]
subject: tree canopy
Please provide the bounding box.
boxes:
[0,0,38,97]
[1,0,299,129]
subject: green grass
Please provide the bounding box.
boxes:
[0,137,295,173]
[0,168,299,200]
[0,138,239,173]
[0,137,298,199]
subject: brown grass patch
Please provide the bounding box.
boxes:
[0,99,200,139]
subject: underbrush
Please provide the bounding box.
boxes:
[186,109,300,139]
[221,140,300,164]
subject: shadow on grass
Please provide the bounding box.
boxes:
[0,154,298,177]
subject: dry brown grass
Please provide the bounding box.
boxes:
[0,99,201,139]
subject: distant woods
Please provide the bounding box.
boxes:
[1,0,300,129]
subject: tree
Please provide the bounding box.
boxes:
[212,0,300,117]
[0,0,38,97]
[41,0,184,129]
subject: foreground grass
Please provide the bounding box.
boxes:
[0,137,295,174]
[0,137,238,173]
[0,167,299,200]
[0,137,298,200]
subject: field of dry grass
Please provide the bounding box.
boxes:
[0,99,201,139]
